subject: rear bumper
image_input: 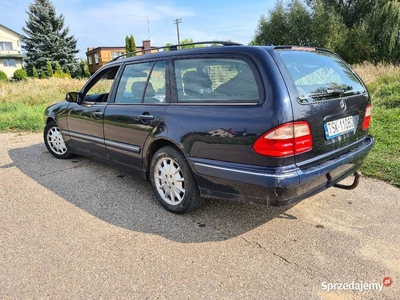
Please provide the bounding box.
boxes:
[189,135,374,206]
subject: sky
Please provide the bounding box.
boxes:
[0,0,275,58]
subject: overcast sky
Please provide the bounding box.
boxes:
[0,0,275,58]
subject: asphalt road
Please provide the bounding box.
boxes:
[1,132,399,300]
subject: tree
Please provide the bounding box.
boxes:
[253,0,400,64]
[21,0,79,76]
[311,0,347,50]
[365,0,400,63]
[54,61,64,77]
[306,0,377,29]
[254,1,289,45]
[79,59,90,78]
[32,66,39,78]
[254,0,315,46]
[180,38,197,49]
[125,35,137,56]
[46,60,53,77]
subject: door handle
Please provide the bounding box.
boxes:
[92,111,103,119]
[139,114,155,121]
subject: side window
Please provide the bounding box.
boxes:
[174,58,260,103]
[83,66,119,103]
[146,61,166,103]
[115,61,166,104]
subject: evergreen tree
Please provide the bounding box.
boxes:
[65,67,71,78]
[21,0,79,76]
[32,66,39,78]
[130,35,137,54]
[79,59,90,78]
[125,35,137,56]
[46,60,53,77]
[54,61,64,77]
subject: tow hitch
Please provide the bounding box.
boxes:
[334,171,361,190]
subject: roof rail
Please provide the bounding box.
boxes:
[111,40,242,62]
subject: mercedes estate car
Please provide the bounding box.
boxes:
[44,41,374,213]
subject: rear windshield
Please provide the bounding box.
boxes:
[276,49,366,104]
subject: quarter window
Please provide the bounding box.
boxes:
[174,58,260,103]
[115,61,166,104]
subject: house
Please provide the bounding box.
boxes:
[0,24,24,79]
[86,40,158,75]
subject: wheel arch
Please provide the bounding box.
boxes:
[143,138,190,180]
[45,116,56,125]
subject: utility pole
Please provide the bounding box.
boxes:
[174,18,182,44]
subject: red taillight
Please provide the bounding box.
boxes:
[362,104,371,131]
[253,121,312,157]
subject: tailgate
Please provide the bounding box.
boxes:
[275,48,371,166]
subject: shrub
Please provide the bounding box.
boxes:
[13,69,28,81]
[0,70,8,81]
[46,60,53,77]
[32,66,39,79]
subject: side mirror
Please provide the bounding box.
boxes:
[65,92,80,103]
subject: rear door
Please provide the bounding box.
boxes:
[275,48,371,166]
[103,60,168,171]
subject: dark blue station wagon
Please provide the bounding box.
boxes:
[44,42,374,213]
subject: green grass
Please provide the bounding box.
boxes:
[360,77,400,187]
[0,74,399,187]
[0,102,47,131]
[0,78,85,132]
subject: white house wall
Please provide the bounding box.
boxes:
[0,24,23,79]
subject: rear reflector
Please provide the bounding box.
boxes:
[362,104,371,131]
[253,121,312,157]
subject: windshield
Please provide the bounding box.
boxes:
[276,49,366,104]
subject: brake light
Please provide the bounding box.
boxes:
[291,46,316,52]
[253,121,312,157]
[362,104,371,131]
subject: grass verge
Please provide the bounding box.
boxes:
[360,74,400,187]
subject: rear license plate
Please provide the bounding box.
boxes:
[324,116,355,139]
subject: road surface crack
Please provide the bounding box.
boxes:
[242,237,327,280]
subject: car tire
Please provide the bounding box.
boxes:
[150,146,203,214]
[44,120,72,159]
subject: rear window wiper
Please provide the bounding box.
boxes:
[309,89,361,100]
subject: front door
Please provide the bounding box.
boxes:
[66,66,120,158]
